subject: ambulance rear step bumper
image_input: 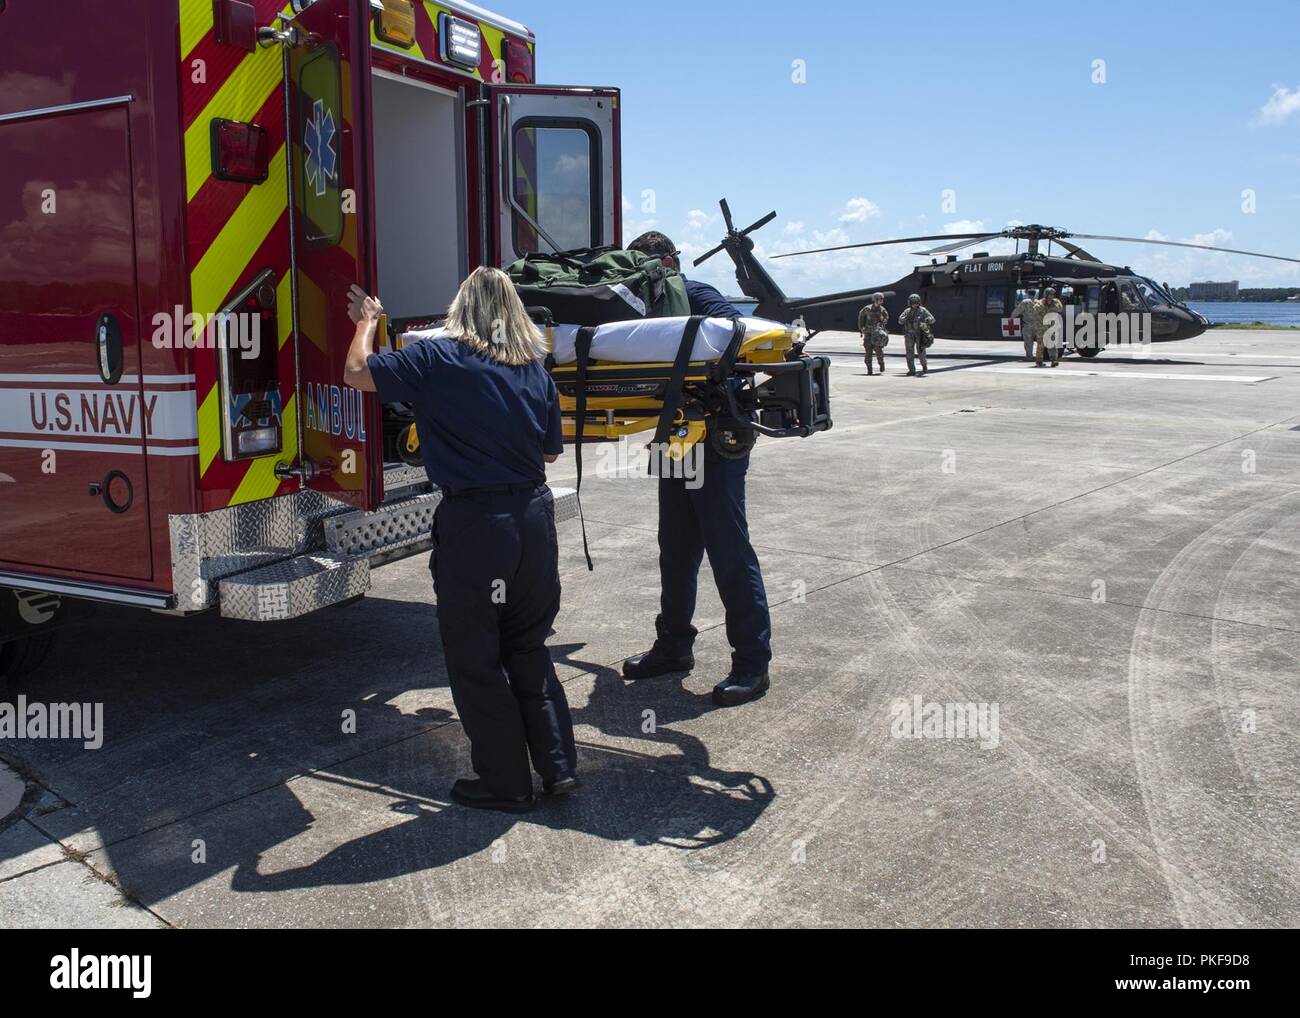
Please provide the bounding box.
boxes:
[217,485,579,622]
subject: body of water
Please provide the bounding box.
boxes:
[734,299,1300,327]
[1186,302,1300,326]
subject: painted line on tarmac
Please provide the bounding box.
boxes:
[977,367,1276,383]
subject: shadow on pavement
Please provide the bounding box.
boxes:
[9,599,773,905]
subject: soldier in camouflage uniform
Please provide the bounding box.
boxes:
[898,293,935,376]
[857,292,889,375]
[1034,286,1064,367]
[1011,288,1038,361]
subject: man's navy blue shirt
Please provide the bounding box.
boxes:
[684,279,742,320]
[367,337,562,489]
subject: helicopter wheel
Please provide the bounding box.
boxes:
[1076,345,1101,359]
[708,417,757,460]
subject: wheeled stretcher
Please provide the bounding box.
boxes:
[545,315,830,459]
[387,312,833,463]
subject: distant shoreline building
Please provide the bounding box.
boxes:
[1187,280,1240,300]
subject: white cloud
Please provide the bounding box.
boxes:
[838,197,881,224]
[624,217,658,238]
[942,219,987,234]
[1188,228,1233,247]
[783,221,805,236]
[1255,85,1300,127]
[685,208,716,231]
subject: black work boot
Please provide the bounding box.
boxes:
[450,778,534,814]
[711,672,771,707]
[623,649,694,680]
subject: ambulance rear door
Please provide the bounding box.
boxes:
[489,85,621,264]
[285,0,383,510]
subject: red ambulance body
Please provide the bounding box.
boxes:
[0,0,618,668]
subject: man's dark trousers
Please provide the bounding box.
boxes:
[431,485,577,799]
[653,442,772,675]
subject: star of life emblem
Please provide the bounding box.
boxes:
[304,98,338,198]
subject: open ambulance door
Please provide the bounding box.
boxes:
[286,0,383,510]
[489,85,621,264]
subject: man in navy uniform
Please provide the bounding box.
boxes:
[620,231,772,707]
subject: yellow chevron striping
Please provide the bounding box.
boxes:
[230,392,297,505]
[179,0,213,63]
[190,145,289,317]
[295,271,329,354]
[197,382,221,476]
[183,45,283,203]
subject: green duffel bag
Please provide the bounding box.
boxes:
[506,246,691,326]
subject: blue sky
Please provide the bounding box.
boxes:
[524,0,1300,295]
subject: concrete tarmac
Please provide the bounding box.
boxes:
[1,329,1298,928]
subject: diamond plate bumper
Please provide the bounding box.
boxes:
[192,483,577,623]
[218,554,370,623]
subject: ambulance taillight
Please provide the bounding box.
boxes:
[217,268,284,462]
[210,119,270,184]
[502,36,534,83]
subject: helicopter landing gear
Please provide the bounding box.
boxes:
[1076,345,1102,359]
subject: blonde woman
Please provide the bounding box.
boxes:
[345,267,576,813]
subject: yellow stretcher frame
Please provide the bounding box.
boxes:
[547,323,798,445]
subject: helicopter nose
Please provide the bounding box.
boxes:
[1174,308,1209,341]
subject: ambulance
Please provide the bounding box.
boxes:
[0,0,620,669]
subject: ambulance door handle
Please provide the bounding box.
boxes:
[96,313,124,384]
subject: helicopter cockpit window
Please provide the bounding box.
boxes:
[1118,281,1142,311]
[1086,285,1100,312]
[1137,278,1172,307]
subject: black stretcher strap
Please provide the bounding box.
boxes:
[648,316,706,474]
[571,326,595,571]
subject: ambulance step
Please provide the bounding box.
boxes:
[324,485,579,560]
[552,487,579,523]
[218,554,370,623]
[383,462,430,500]
[325,491,442,559]
[217,485,579,622]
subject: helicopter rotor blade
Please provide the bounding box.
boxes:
[692,242,727,268]
[1070,233,1300,265]
[719,198,735,233]
[771,233,995,260]
[911,235,1001,256]
[742,210,778,236]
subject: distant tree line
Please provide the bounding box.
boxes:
[1171,286,1300,302]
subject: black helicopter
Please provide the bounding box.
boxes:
[694,200,1300,357]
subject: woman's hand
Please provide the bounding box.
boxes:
[347,284,383,325]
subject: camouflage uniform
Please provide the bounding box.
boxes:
[1034,297,1064,366]
[1011,295,1038,360]
[858,302,889,374]
[898,303,935,375]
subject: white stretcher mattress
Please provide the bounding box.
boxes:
[399,316,790,365]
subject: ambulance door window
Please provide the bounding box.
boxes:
[511,119,599,257]
[298,44,344,248]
